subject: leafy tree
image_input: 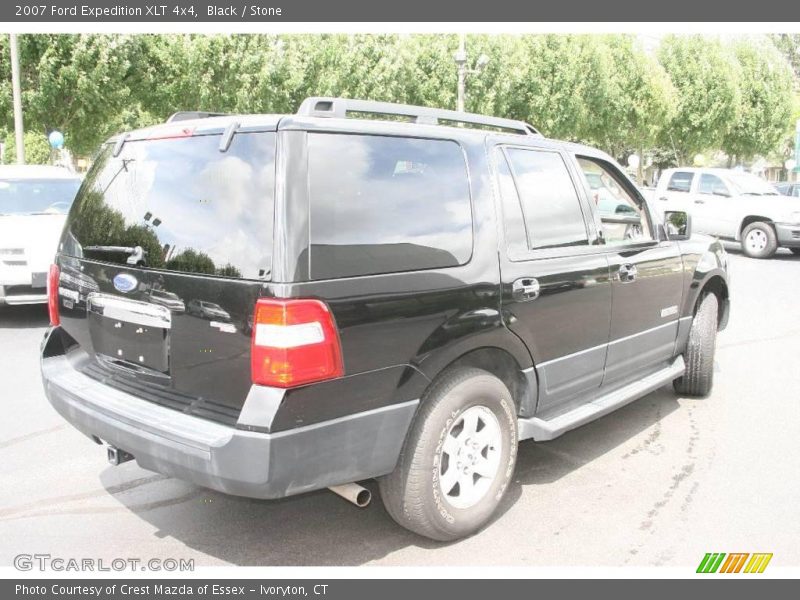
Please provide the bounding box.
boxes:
[770,34,800,80]
[721,38,794,162]
[658,35,741,163]
[2,130,52,164]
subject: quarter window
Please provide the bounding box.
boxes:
[307,133,473,279]
[698,174,730,197]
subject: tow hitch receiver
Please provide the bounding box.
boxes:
[107,445,134,466]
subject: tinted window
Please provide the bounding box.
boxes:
[698,174,729,196]
[63,132,276,280]
[505,148,588,249]
[494,149,529,257]
[667,171,694,193]
[577,157,651,244]
[308,133,473,279]
[0,178,81,215]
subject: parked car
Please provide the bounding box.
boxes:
[775,181,800,198]
[654,167,800,258]
[41,98,729,541]
[187,299,231,321]
[0,165,81,305]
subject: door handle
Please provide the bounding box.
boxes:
[658,196,669,202]
[512,277,540,300]
[694,199,705,204]
[618,264,638,282]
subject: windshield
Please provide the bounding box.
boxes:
[0,178,81,216]
[726,172,779,196]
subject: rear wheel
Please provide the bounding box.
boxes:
[674,293,719,397]
[379,367,518,541]
[741,222,778,259]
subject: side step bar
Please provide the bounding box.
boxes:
[518,356,685,442]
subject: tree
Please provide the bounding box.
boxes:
[2,130,52,164]
[721,38,794,162]
[658,35,741,163]
[770,34,800,80]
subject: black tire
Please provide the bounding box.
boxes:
[379,367,518,541]
[790,248,800,256]
[674,293,719,397]
[741,221,778,259]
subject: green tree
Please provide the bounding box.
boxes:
[658,35,741,163]
[770,34,800,79]
[721,38,794,162]
[2,130,52,164]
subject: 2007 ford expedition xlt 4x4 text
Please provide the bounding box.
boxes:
[41,98,729,541]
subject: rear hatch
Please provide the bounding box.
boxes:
[55,122,277,425]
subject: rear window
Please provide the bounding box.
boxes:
[307,133,473,279]
[62,131,276,280]
[0,178,81,216]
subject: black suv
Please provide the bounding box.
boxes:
[41,98,730,541]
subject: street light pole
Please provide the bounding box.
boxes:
[453,33,489,113]
[9,34,25,165]
[455,34,467,112]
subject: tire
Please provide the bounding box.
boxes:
[790,248,800,256]
[674,293,719,397]
[741,221,778,259]
[379,367,518,541]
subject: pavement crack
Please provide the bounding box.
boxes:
[0,424,66,450]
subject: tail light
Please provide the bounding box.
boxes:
[250,298,344,388]
[47,264,60,326]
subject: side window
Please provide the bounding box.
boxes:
[307,133,473,279]
[698,174,730,197]
[504,148,589,250]
[667,171,694,193]
[577,157,652,245]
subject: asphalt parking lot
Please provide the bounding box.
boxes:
[1,246,799,568]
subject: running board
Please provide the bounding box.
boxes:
[518,356,685,442]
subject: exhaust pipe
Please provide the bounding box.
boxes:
[107,445,134,466]
[329,483,371,507]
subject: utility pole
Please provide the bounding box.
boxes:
[453,34,489,113]
[9,34,25,164]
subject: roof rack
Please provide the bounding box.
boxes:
[166,111,232,123]
[296,97,540,136]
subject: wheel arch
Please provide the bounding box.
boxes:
[737,215,774,240]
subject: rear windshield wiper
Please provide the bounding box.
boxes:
[84,245,147,265]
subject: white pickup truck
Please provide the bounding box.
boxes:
[654,167,800,258]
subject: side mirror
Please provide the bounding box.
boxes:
[664,211,691,241]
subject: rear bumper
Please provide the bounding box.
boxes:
[40,330,417,499]
[775,223,800,248]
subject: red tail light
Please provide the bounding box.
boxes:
[250,298,344,388]
[47,264,60,326]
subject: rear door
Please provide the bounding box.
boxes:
[56,125,277,424]
[692,172,737,237]
[493,144,612,415]
[575,156,684,385]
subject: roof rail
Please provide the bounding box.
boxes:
[296,97,540,136]
[166,111,232,123]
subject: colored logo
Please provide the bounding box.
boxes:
[697,552,773,574]
[112,273,138,293]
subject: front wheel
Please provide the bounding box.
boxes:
[674,293,719,397]
[741,222,778,259]
[379,367,518,541]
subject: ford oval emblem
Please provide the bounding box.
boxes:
[113,273,138,293]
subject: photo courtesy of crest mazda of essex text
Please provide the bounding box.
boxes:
[0,29,799,572]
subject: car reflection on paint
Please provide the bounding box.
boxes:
[187,299,231,321]
[149,288,186,313]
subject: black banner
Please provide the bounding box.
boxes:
[3,579,798,599]
[3,0,800,22]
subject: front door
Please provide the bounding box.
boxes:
[493,145,612,415]
[575,156,685,386]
